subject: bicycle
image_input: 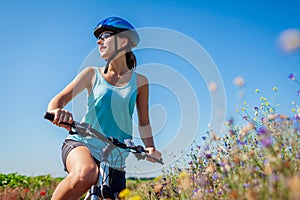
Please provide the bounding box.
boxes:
[44,112,163,200]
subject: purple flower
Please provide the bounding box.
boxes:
[288,73,296,81]
[297,90,300,96]
[217,162,225,167]
[261,137,273,148]
[237,140,246,145]
[257,126,267,135]
[212,174,219,180]
[205,152,212,159]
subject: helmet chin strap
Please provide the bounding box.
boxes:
[104,36,130,74]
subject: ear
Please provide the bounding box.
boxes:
[119,37,128,48]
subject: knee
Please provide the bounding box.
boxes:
[69,164,98,188]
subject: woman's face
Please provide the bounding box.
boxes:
[97,31,128,60]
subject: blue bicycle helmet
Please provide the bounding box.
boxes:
[94,17,139,73]
[94,16,140,48]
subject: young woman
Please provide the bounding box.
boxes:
[47,16,162,200]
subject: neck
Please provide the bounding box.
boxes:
[108,54,129,76]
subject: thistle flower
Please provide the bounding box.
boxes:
[288,73,296,81]
[261,137,273,148]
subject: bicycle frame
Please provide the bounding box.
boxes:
[44,112,163,200]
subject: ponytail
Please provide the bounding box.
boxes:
[126,51,137,70]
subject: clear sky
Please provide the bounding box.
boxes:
[1,0,299,177]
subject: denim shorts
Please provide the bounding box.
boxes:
[61,139,126,193]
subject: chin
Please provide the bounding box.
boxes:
[99,52,108,59]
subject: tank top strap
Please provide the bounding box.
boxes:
[91,67,103,88]
[94,67,102,80]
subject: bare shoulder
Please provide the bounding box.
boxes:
[74,66,97,91]
[80,66,95,76]
[136,73,149,88]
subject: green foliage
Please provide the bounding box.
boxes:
[0,173,62,199]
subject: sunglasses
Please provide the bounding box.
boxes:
[97,32,115,41]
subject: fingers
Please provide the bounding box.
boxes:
[48,108,73,129]
[145,147,162,163]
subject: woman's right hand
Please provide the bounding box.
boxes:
[47,108,73,131]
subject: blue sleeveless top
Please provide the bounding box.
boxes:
[67,67,138,169]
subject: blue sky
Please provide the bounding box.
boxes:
[1,0,299,177]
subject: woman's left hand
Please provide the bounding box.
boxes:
[145,147,162,163]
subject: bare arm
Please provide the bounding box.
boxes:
[136,74,162,162]
[136,74,155,147]
[47,67,95,127]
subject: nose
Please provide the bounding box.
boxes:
[97,39,103,45]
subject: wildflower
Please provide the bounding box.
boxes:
[205,164,215,173]
[264,162,272,175]
[272,87,278,91]
[292,108,296,113]
[260,97,264,101]
[208,188,214,193]
[254,106,259,111]
[178,171,191,190]
[24,188,29,193]
[212,174,219,180]
[153,175,163,182]
[261,137,273,148]
[205,151,212,159]
[153,183,163,194]
[208,81,217,93]
[289,73,296,80]
[257,126,267,135]
[279,29,300,53]
[265,102,269,107]
[233,76,245,87]
[129,195,142,200]
[255,89,260,93]
[297,90,300,96]
[40,190,46,196]
[243,101,247,105]
[119,188,131,198]
[235,109,239,113]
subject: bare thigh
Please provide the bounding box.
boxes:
[66,146,99,180]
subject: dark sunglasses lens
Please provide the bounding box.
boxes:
[98,33,112,40]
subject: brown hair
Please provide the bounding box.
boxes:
[126,51,137,70]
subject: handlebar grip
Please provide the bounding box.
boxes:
[44,112,55,121]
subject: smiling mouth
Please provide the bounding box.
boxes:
[100,46,106,51]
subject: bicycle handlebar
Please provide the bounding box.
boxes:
[44,112,163,164]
